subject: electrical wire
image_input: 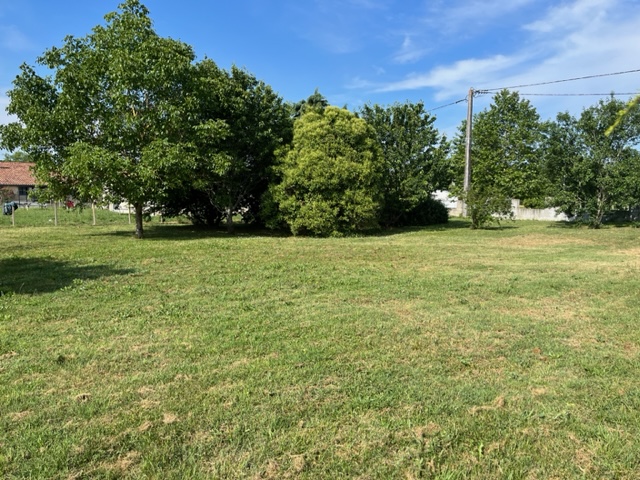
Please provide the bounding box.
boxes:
[514,92,638,97]
[474,91,639,97]
[421,70,639,114]
[427,97,467,112]
[482,68,640,92]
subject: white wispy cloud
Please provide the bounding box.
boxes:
[0,25,34,51]
[477,0,640,94]
[360,0,640,117]
[392,35,429,64]
[424,0,538,34]
[375,54,525,99]
[380,0,542,86]
[524,0,613,33]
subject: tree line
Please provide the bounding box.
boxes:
[452,90,640,229]
[1,0,638,237]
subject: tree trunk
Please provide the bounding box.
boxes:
[592,189,607,229]
[226,207,234,234]
[134,202,144,239]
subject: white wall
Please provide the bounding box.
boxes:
[435,191,569,221]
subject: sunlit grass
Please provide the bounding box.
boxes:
[1,220,639,478]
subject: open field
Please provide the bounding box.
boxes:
[1,219,639,478]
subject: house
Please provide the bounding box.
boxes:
[0,162,37,204]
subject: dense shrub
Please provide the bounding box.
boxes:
[266,107,383,236]
[400,196,449,226]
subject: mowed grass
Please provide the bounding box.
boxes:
[1,217,639,479]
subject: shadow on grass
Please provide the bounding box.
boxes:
[94,223,291,241]
[475,224,519,231]
[367,219,519,235]
[96,219,480,241]
[0,257,134,295]
[362,218,473,237]
[546,221,585,229]
[543,221,635,229]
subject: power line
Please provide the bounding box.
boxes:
[426,97,467,113]
[423,71,639,116]
[519,92,638,97]
[483,92,639,97]
[482,68,640,92]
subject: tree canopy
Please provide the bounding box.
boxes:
[454,90,546,228]
[266,106,383,236]
[544,96,640,227]
[155,61,293,231]
[359,101,451,227]
[0,0,197,237]
[2,0,637,234]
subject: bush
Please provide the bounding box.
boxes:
[156,189,223,227]
[266,107,383,236]
[396,196,449,227]
[463,186,513,229]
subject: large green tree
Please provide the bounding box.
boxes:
[454,89,546,228]
[544,97,640,227]
[0,0,196,238]
[359,101,450,227]
[266,106,383,236]
[157,61,293,231]
[197,64,292,231]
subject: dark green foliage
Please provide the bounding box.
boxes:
[453,90,545,228]
[359,102,451,227]
[470,90,546,205]
[544,97,640,228]
[266,106,383,236]
[156,61,293,231]
[158,189,224,227]
[401,196,449,227]
[0,1,294,237]
[290,88,329,118]
[192,65,293,232]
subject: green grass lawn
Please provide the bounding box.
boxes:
[1,218,639,479]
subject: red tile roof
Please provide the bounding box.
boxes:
[0,162,37,186]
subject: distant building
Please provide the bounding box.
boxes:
[0,162,37,204]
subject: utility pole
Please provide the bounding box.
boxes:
[462,87,474,216]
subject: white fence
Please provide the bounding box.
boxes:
[433,191,569,222]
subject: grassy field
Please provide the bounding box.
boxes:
[1,215,639,479]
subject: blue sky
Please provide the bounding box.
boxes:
[1,0,640,138]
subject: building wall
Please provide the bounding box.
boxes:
[1,186,35,204]
[438,191,569,222]
[510,199,569,221]
[1,186,18,200]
